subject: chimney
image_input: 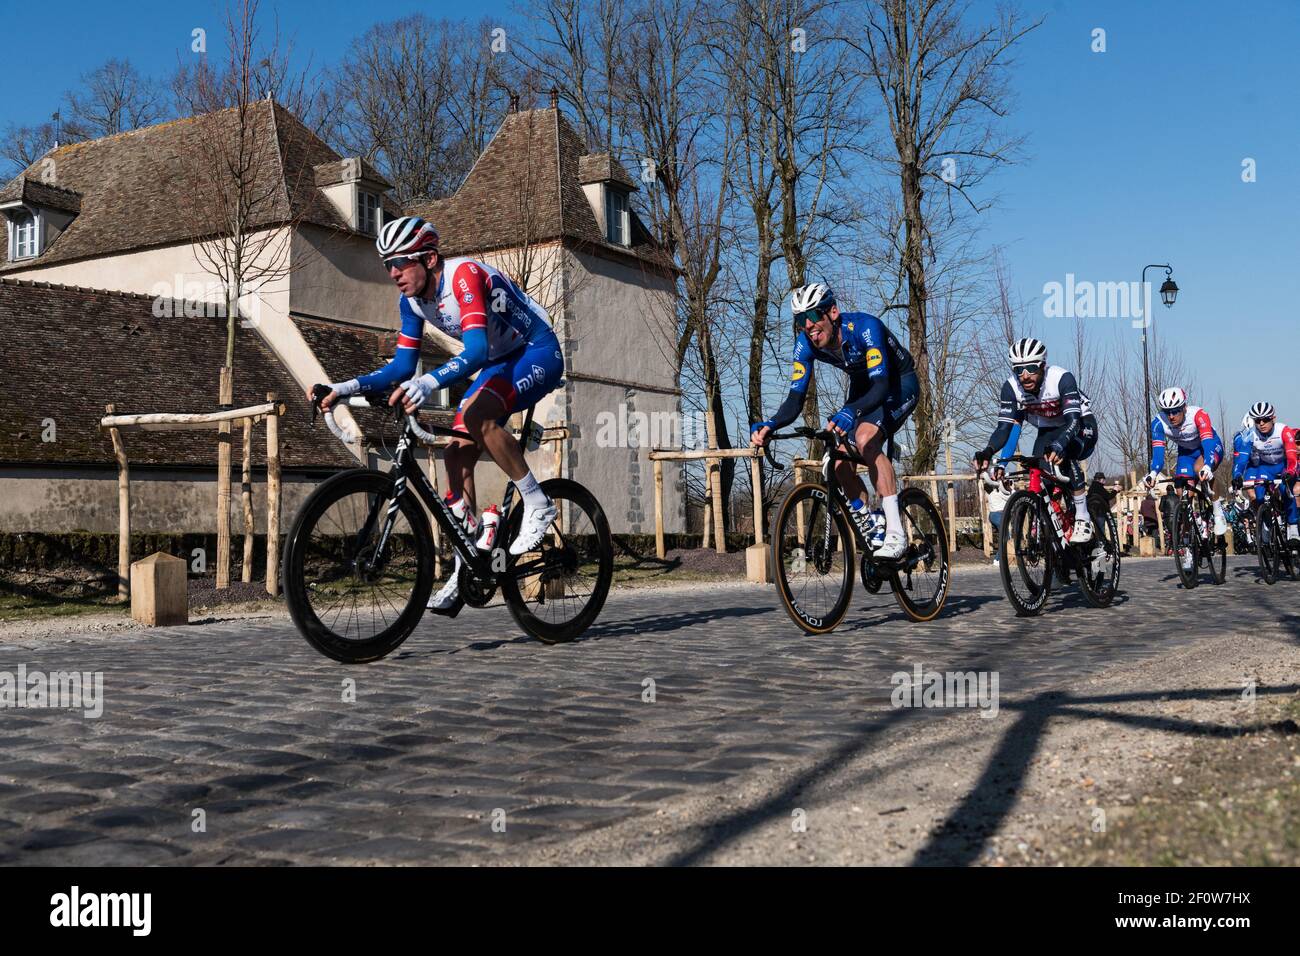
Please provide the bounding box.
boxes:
[509,92,520,113]
[549,88,559,110]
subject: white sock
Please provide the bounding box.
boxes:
[882,494,902,536]
[1073,493,1089,521]
[515,470,549,509]
[1213,500,1225,519]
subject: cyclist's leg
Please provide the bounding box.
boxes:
[446,359,515,512]
[855,373,918,552]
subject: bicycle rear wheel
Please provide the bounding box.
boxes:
[771,482,854,633]
[1257,504,1281,585]
[999,491,1053,616]
[499,478,613,645]
[1077,500,1121,607]
[887,487,950,621]
[1205,501,1227,585]
[283,469,434,663]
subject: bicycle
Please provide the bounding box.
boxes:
[987,454,1120,615]
[1243,476,1298,585]
[281,386,614,662]
[763,426,950,633]
[1224,489,1255,555]
[1159,475,1227,589]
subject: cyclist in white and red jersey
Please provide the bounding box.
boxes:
[1143,386,1228,540]
[1231,400,1300,541]
[317,216,564,614]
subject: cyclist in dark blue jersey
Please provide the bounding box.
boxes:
[750,283,920,559]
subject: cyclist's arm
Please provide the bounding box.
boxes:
[762,334,814,430]
[334,297,424,396]
[1193,408,1217,463]
[1150,416,1167,472]
[1285,426,1299,473]
[1232,432,1251,479]
[983,380,1024,460]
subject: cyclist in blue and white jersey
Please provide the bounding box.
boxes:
[749,283,920,559]
[972,337,1099,544]
[317,215,564,613]
[1231,400,1300,541]
[1142,386,1228,540]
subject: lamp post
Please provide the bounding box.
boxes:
[1140,263,1179,471]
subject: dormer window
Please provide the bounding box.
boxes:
[358,189,381,236]
[605,188,630,246]
[8,208,40,260]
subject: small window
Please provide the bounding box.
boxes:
[10,209,38,259]
[605,188,630,246]
[358,190,381,236]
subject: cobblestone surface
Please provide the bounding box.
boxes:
[0,557,1289,865]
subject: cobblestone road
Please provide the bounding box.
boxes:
[0,557,1294,865]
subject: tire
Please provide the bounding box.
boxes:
[1172,499,1199,589]
[886,486,950,622]
[1077,498,1121,608]
[1257,504,1280,585]
[499,478,613,645]
[998,490,1053,616]
[771,482,854,634]
[1207,507,1228,585]
[283,469,435,664]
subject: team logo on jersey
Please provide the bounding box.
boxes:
[461,292,474,305]
[791,361,807,383]
[846,321,854,332]
[866,348,883,369]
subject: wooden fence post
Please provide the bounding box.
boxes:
[654,458,666,559]
[216,366,233,589]
[711,458,726,554]
[241,417,254,583]
[106,403,130,602]
[265,392,281,596]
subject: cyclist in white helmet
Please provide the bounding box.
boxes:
[314,215,564,615]
[1231,401,1299,540]
[750,282,920,559]
[1144,386,1228,545]
[973,337,1099,544]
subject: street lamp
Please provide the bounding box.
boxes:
[1140,264,1178,471]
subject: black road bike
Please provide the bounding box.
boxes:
[1224,489,1256,555]
[764,426,950,633]
[282,387,614,662]
[1245,476,1299,585]
[990,455,1121,615]
[1163,475,1227,589]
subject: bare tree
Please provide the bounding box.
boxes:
[1,122,59,178]
[62,59,167,140]
[849,0,1039,470]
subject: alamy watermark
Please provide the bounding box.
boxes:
[147,275,263,327]
[594,403,710,449]
[0,664,103,718]
[890,663,999,718]
[1041,273,1155,329]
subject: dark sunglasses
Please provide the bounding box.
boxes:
[1012,363,1042,377]
[796,308,830,328]
[384,256,423,270]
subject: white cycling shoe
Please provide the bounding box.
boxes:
[1288,524,1300,542]
[509,500,559,555]
[874,530,907,560]
[1070,519,1093,544]
[1212,508,1228,536]
[427,554,464,616]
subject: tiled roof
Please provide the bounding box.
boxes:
[313,158,392,189]
[578,153,637,190]
[0,178,83,214]
[407,108,674,275]
[0,100,376,271]
[0,277,360,470]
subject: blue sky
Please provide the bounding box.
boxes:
[4,0,1296,431]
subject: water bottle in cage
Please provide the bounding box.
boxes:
[476,505,501,550]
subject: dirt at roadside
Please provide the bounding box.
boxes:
[501,630,1300,866]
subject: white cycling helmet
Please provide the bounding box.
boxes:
[1156,387,1187,411]
[790,282,834,317]
[376,216,440,260]
[1008,337,1047,365]
[1249,401,1276,421]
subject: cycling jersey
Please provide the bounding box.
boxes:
[982,365,1095,492]
[354,257,557,394]
[764,312,918,434]
[1232,421,1298,477]
[1150,406,1218,472]
[1232,428,1255,475]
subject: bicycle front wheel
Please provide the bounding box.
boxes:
[1172,500,1199,589]
[283,469,435,663]
[999,490,1053,616]
[771,482,854,634]
[499,478,613,645]
[1257,504,1281,585]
